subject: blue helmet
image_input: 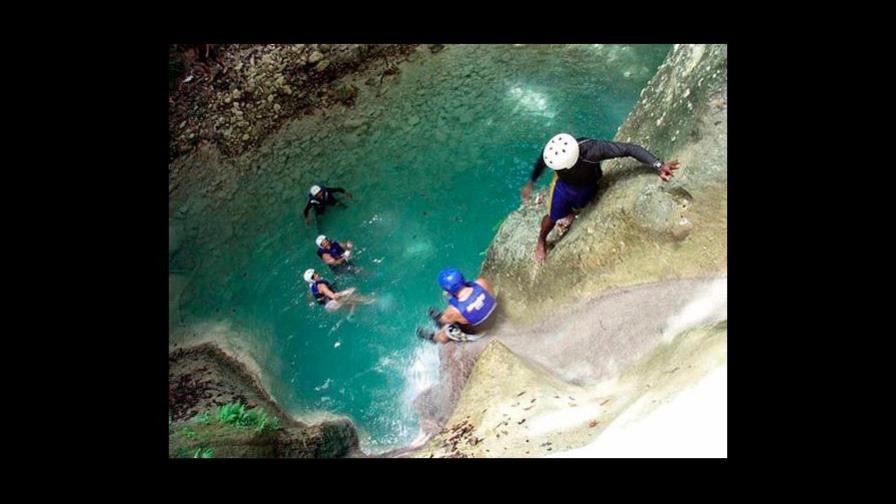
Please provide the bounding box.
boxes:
[437,268,466,295]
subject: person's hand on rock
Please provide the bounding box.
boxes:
[658,160,680,181]
[520,182,533,202]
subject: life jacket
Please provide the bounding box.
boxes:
[310,279,335,305]
[316,240,346,261]
[448,282,497,326]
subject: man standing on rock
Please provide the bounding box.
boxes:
[303,184,352,226]
[520,133,680,263]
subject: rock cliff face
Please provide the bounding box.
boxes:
[414,44,728,456]
[416,318,726,458]
[482,44,727,324]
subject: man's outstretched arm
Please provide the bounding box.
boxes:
[521,157,548,201]
[584,140,662,168]
[329,187,353,199]
[583,140,680,180]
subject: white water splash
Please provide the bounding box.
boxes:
[507,85,556,119]
[400,343,441,445]
[662,277,727,343]
[314,378,333,392]
[403,240,434,259]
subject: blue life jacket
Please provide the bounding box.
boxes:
[316,241,346,261]
[448,282,497,326]
[310,280,334,305]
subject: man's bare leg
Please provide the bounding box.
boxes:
[535,214,556,263]
[432,328,451,344]
[556,214,577,237]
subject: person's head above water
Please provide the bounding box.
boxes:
[309,185,323,199]
[303,268,319,283]
[437,268,466,296]
[315,235,329,248]
[543,133,580,170]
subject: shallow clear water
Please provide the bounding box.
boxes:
[174,44,671,452]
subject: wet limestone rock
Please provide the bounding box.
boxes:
[415,320,727,458]
[415,340,585,458]
[482,44,728,324]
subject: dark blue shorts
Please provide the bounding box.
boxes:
[548,175,598,221]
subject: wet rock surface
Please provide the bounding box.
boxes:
[413,276,727,443]
[415,317,727,458]
[413,44,728,456]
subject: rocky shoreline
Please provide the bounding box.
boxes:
[169,342,359,458]
[168,44,429,194]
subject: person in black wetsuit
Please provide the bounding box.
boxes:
[302,184,352,226]
[315,234,356,274]
[520,133,681,262]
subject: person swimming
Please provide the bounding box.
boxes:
[315,234,356,274]
[303,268,373,313]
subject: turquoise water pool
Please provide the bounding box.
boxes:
[174,44,671,452]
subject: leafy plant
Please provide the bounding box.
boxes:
[215,401,281,432]
[217,402,247,424]
[194,412,210,424]
[181,427,197,440]
[193,447,213,458]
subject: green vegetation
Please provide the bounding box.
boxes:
[169,401,284,458]
[216,402,281,433]
[194,448,214,458]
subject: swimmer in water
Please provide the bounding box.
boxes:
[314,234,358,274]
[303,184,352,227]
[303,268,373,313]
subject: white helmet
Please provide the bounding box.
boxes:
[303,268,316,283]
[315,235,328,247]
[309,185,322,196]
[543,133,579,170]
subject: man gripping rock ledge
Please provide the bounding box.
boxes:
[520,133,680,263]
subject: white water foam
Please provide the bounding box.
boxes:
[662,277,727,343]
[401,342,441,447]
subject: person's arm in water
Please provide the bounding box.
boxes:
[321,253,348,266]
[302,202,314,226]
[580,140,680,180]
[316,283,341,301]
[328,187,353,204]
